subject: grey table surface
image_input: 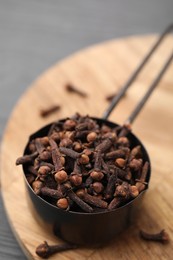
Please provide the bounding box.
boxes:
[0,1,172,259]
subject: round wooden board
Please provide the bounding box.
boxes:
[1,35,173,260]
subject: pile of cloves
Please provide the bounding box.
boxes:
[16,114,149,213]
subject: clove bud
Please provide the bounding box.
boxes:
[36,241,77,258]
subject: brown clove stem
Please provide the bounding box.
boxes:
[140,229,170,243]
[77,190,108,209]
[40,105,61,118]
[49,138,63,171]
[41,187,63,199]
[105,149,126,160]
[94,151,102,171]
[59,147,81,159]
[16,151,38,165]
[129,145,142,161]
[66,189,93,213]
[108,197,123,210]
[95,139,113,153]
[105,172,117,199]
[65,84,87,97]
[36,241,77,258]
[136,161,149,192]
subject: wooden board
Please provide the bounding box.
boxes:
[1,34,173,259]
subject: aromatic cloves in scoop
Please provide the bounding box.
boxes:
[16,114,149,213]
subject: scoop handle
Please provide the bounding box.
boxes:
[125,51,173,124]
[102,24,173,124]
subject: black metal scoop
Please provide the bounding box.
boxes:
[23,24,173,246]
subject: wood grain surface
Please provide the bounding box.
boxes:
[1,35,173,259]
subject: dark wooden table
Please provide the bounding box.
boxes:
[0,1,172,259]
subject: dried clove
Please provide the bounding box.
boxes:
[73,141,82,152]
[36,241,77,258]
[106,91,126,102]
[16,151,38,165]
[95,139,113,153]
[115,182,130,198]
[76,189,108,209]
[63,119,77,130]
[129,158,143,172]
[93,151,102,171]
[54,170,68,183]
[38,165,51,176]
[129,145,142,160]
[39,151,52,161]
[32,180,43,195]
[56,198,69,210]
[87,132,97,142]
[105,149,127,160]
[91,182,104,194]
[59,147,81,159]
[70,161,82,186]
[105,172,117,199]
[49,138,63,171]
[40,105,61,118]
[41,187,63,199]
[66,188,93,213]
[129,185,139,198]
[78,154,90,164]
[39,162,55,170]
[65,83,87,97]
[115,158,126,168]
[136,161,149,192]
[108,197,123,210]
[140,229,170,243]
[90,171,104,181]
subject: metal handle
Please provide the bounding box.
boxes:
[102,24,173,124]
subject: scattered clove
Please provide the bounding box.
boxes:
[65,84,87,97]
[106,92,118,102]
[139,229,170,243]
[40,105,61,118]
[36,241,77,258]
[106,92,126,102]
